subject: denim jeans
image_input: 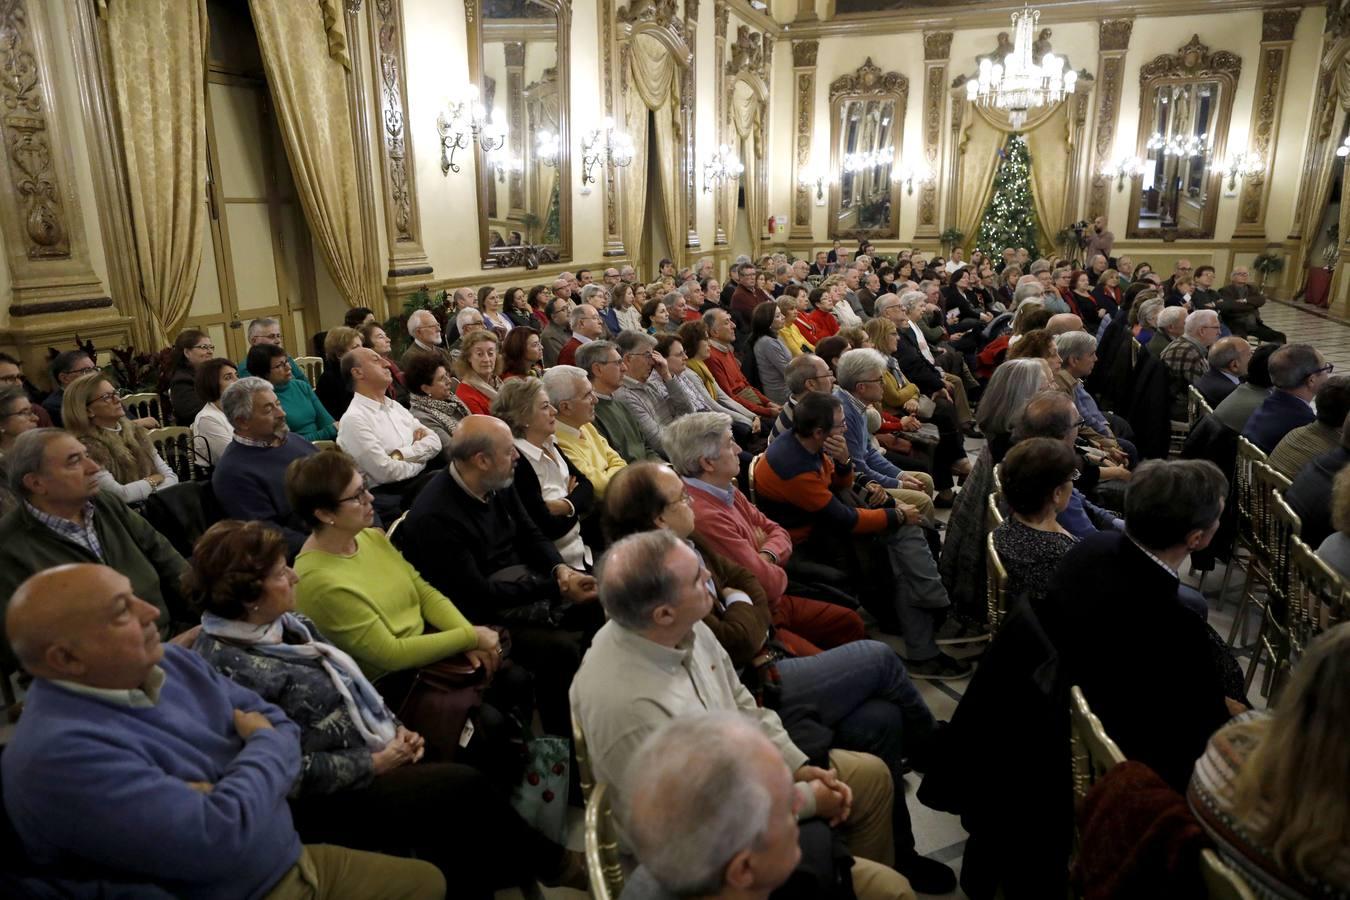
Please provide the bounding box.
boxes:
[777,639,936,855]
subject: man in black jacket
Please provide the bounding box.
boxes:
[1218,266,1286,343]
[395,415,600,735]
[1194,336,1252,410]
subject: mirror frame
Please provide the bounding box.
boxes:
[1126,35,1241,241]
[828,58,908,241]
[466,0,572,269]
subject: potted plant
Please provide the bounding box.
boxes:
[939,227,965,254]
[385,287,449,358]
[1252,251,1284,290]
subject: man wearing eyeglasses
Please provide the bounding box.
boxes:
[576,341,662,464]
[1160,310,1223,420]
[1243,344,1332,454]
[41,350,98,428]
[237,317,306,383]
[1161,259,1193,297]
[0,353,51,427]
[1218,266,1286,344]
[556,302,605,368]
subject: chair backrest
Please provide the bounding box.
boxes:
[573,711,596,804]
[747,452,763,503]
[1199,849,1258,900]
[990,462,1003,500]
[1069,685,1126,805]
[585,782,627,900]
[312,439,338,453]
[1255,462,1300,604]
[986,492,1004,533]
[123,391,164,425]
[385,511,408,542]
[1187,383,1214,428]
[294,356,324,388]
[147,426,202,483]
[1234,436,1267,541]
[1288,536,1347,665]
[986,532,1009,637]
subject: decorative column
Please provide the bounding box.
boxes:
[369,0,432,287]
[1066,86,1093,225]
[504,42,527,218]
[942,81,963,235]
[713,0,728,245]
[0,0,130,376]
[1235,8,1301,238]
[599,0,624,256]
[683,0,700,253]
[1086,18,1132,222]
[790,40,818,241]
[916,31,951,240]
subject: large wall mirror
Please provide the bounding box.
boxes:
[468,0,572,268]
[1127,36,1240,240]
[829,58,907,240]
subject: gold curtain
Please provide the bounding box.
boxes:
[248,0,381,311]
[101,0,208,345]
[1024,102,1072,249]
[954,113,1003,246]
[652,103,684,259]
[620,33,680,264]
[620,87,652,264]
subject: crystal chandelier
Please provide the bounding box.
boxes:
[1146,131,1208,157]
[842,147,893,174]
[965,6,1077,131]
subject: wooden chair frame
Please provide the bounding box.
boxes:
[294,355,324,389]
[147,425,203,484]
[1199,849,1258,900]
[1288,537,1347,671]
[122,391,164,425]
[986,532,1009,637]
[1245,464,1299,698]
[585,782,627,900]
[1225,438,1269,645]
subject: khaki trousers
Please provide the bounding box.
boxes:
[942,373,972,425]
[827,749,915,900]
[884,470,936,524]
[264,845,445,900]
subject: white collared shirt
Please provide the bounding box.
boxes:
[514,436,590,568]
[52,665,166,709]
[337,391,442,486]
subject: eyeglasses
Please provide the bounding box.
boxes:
[1069,419,1086,430]
[0,372,20,383]
[259,332,283,341]
[88,391,120,406]
[337,487,373,506]
[193,343,215,351]
[1,407,35,419]
[66,365,97,377]
[270,358,292,372]
[599,357,624,368]
[855,378,883,387]
[665,490,693,508]
[1314,363,1336,375]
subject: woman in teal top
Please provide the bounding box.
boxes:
[246,343,337,442]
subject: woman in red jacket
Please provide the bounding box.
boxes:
[799,287,841,341]
[453,330,503,415]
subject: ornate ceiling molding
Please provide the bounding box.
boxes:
[1099,18,1134,53]
[792,39,818,68]
[829,57,908,103]
[923,30,952,61]
[1261,7,1300,41]
[1139,34,1242,83]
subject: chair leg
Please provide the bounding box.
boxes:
[1227,562,1260,646]
[1214,550,1241,612]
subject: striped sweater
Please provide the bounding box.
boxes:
[752,432,898,544]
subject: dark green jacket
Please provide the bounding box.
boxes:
[0,491,187,669]
[592,394,662,464]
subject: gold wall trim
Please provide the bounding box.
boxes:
[790,39,817,238]
[917,31,950,237]
[1234,9,1300,238]
[1087,19,1132,221]
[713,0,727,245]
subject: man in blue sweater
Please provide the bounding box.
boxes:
[212,377,318,557]
[2,564,444,900]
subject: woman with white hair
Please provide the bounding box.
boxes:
[974,358,1053,459]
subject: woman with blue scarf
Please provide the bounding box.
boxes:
[185,520,586,898]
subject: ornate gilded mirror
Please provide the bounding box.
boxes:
[829,58,907,240]
[467,0,572,268]
[1128,36,1240,240]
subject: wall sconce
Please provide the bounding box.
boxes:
[1101,155,1144,192]
[1337,136,1350,158]
[1218,150,1264,192]
[436,84,506,175]
[797,165,827,205]
[702,145,744,193]
[536,131,560,168]
[580,118,634,195]
[894,162,933,195]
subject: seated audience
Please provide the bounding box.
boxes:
[504,287,536,329]
[316,326,363,419]
[492,378,595,569]
[1269,374,1350,479]
[754,392,967,680]
[800,288,842,342]
[751,301,794,404]
[478,284,514,335]
[1148,306,1186,358]
[404,350,470,462]
[666,412,866,656]
[453,330,503,416]
[991,437,1078,610]
[640,295,674,336]
[1318,466,1350,578]
[676,323,763,437]
[211,377,318,557]
[1160,310,1222,419]
[245,343,336,442]
[63,372,179,504]
[395,416,600,736]
[601,463,947,895]
[1218,265,1286,343]
[1188,624,1350,897]
[558,302,605,367]
[501,325,545,379]
[612,282,643,333]
[613,330,694,455]
[1013,392,1123,539]
[400,309,454,371]
[540,296,573,367]
[543,365,627,500]
[1285,417,1350,548]
[359,321,408,405]
[186,520,584,896]
[1215,342,1278,433]
[1243,343,1329,453]
[0,429,187,667]
[189,357,238,468]
[704,308,781,420]
[336,348,442,518]
[2,563,444,899]
[1195,336,1253,410]
[236,316,308,382]
[570,529,939,899]
[777,290,816,357]
[974,357,1054,460]
[571,340,662,463]
[1053,331,1136,466]
[621,714,811,900]
[42,349,98,427]
[166,329,215,424]
[0,384,39,516]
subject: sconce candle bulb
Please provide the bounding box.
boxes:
[437,82,508,176]
[580,119,634,194]
[702,145,744,193]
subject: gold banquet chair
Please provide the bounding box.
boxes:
[294,355,324,389]
[1068,685,1126,877]
[122,391,164,425]
[1245,463,1299,698]
[1224,438,1270,643]
[986,533,1009,637]
[147,426,201,483]
[584,782,627,900]
[1287,537,1347,671]
[1199,849,1257,900]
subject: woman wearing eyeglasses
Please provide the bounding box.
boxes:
[62,372,178,504]
[167,329,217,424]
[0,384,40,515]
[246,343,337,443]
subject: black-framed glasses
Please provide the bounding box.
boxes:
[337,487,373,506]
[1,406,35,419]
[193,343,215,351]
[1069,418,1086,430]
[855,378,884,387]
[0,372,20,383]
[1314,363,1336,376]
[88,391,121,406]
[270,358,292,372]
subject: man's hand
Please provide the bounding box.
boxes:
[185,780,215,795]
[766,402,782,414]
[899,473,925,491]
[899,503,921,526]
[750,417,762,435]
[559,568,598,603]
[752,526,768,548]
[823,434,850,464]
[863,482,888,506]
[899,415,921,432]
[650,351,670,379]
[411,427,430,443]
[1101,465,1132,482]
[233,709,274,741]
[795,765,853,826]
[903,399,919,414]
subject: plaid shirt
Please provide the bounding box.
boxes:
[25,501,103,561]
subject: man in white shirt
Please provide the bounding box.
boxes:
[943,248,965,275]
[336,348,441,520]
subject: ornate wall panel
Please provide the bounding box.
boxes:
[600,0,623,256]
[725,21,770,252]
[1087,18,1132,221]
[369,0,432,279]
[790,39,817,238]
[917,30,951,237]
[713,0,727,244]
[684,0,699,250]
[1234,8,1300,238]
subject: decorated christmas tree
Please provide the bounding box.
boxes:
[976,134,1041,257]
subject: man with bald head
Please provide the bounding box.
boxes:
[1045,313,1083,335]
[3,564,443,899]
[396,415,600,736]
[1194,336,1253,409]
[0,429,187,669]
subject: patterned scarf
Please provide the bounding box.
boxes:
[82,419,159,486]
[410,393,470,438]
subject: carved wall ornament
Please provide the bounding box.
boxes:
[1099,18,1133,53]
[616,0,683,33]
[1262,8,1300,42]
[372,0,420,247]
[727,25,765,78]
[1088,49,1127,220]
[919,58,946,230]
[503,41,526,66]
[829,57,908,103]
[714,0,728,37]
[1329,0,1350,39]
[1139,35,1242,84]
[923,30,952,61]
[0,0,68,258]
[793,70,814,229]
[792,39,818,68]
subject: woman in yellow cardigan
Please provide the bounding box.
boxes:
[776,293,816,357]
[865,317,921,415]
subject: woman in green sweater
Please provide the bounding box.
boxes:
[287,449,497,688]
[246,343,337,442]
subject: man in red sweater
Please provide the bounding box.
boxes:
[703,309,779,419]
[557,302,605,367]
[665,411,866,657]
